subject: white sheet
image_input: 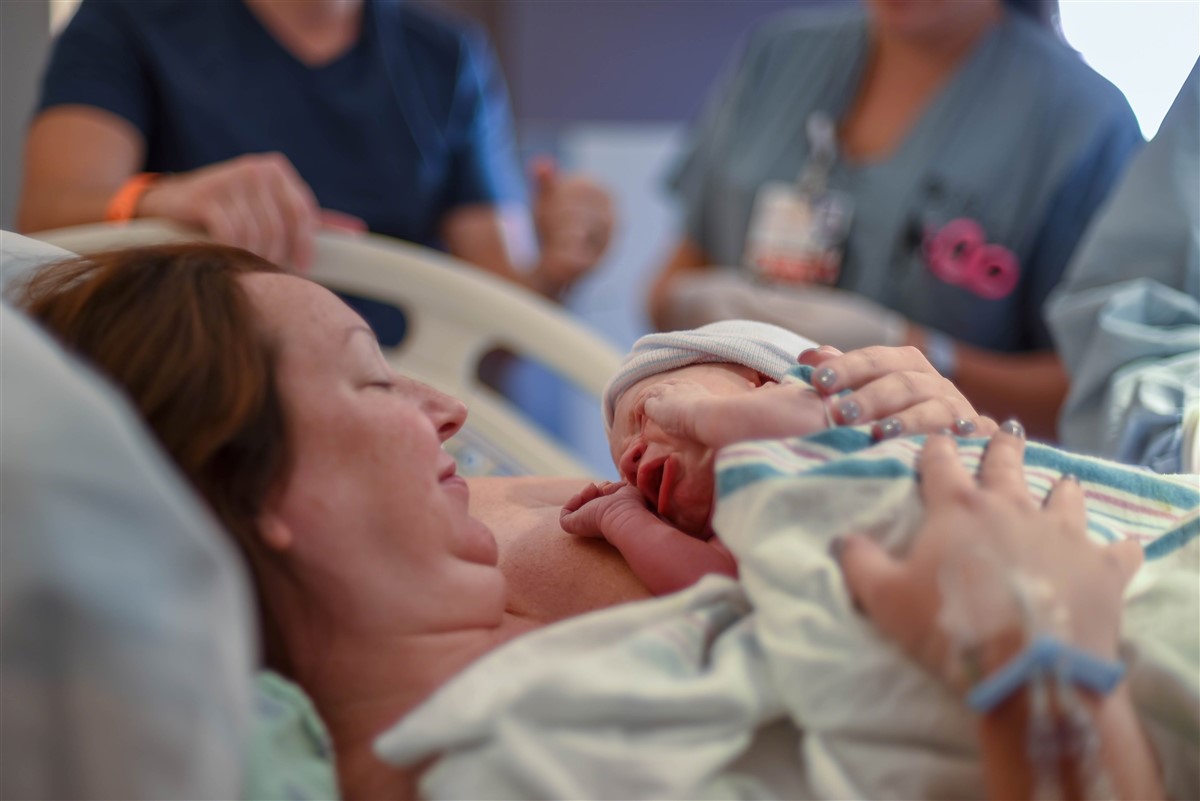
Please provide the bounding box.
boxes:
[375,417,1199,800]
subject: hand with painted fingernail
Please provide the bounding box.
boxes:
[801,344,997,438]
[834,432,1143,689]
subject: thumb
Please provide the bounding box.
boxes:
[530,155,558,197]
[833,534,903,617]
[559,501,604,538]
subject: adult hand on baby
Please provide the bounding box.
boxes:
[139,152,367,273]
[560,480,659,542]
[835,431,1143,689]
[640,379,828,450]
[800,344,998,440]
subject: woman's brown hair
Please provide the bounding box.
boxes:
[18,243,289,548]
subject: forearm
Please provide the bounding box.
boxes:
[17,107,143,233]
[648,239,710,330]
[606,523,736,596]
[17,182,119,233]
[978,685,1163,801]
[442,203,565,295]
[954,347,1068,440]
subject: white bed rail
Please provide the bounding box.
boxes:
[33,221,621,477]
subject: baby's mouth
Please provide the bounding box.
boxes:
[636,454,677,517]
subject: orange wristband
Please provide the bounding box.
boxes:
[105,173,160,222]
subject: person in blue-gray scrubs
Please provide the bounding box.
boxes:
[18,0,613,343]
[1047,61,1200,474]
[650,0,1142,440]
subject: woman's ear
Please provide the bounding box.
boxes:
[257,511,295,552]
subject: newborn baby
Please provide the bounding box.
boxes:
[561,321,827,595]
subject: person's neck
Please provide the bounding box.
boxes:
[244,0,364,66]
[872,8,1002,77]
[279,602,536,800]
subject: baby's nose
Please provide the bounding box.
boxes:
[618,440,646,483]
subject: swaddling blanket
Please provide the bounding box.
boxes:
[376,395,1199,800]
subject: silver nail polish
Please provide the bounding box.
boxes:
[813,367,837,391]
[838,398,861,424]
[953,418,976,435]
[1061,472,1078,483]
[878,417,904,439]
[1000,419,1026,439]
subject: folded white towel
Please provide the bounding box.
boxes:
[603,321,819,432]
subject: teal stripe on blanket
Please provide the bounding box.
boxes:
[1023,447,1199,509]
[717,458,914,498]
[1144,517,1200,559]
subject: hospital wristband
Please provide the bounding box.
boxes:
[105,173,161,223]
[966,636,1125,713]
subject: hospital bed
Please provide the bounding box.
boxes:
[32,220,622,478]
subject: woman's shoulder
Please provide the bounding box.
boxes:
[379,0,489,64]
[742,4,868,61]
[1000,16,1135,124]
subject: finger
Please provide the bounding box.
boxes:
[318,208,368,233]
[221,191,259,254]
[247,177,287,266]
[978,427,1032,505]
[561,482,601,515]
[798,345,842,368]
[1043,473,1087,534]
[916,435,973,509]
[835,534,905,621]
[201,202,239,248]
[559,505,605,537]
[809,345,931,396]
[1106,538,1145,588]
[975,416,1000,436]
[830,370,971,429]
[529,155,557,197]
[270,163,320,272]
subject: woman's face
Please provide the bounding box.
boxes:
[608,363,766,537]
[242,274,506,629]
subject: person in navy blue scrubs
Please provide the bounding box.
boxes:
[19,0,613,335]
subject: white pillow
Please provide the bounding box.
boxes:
[0,230,75,298]
[0,299,257,799]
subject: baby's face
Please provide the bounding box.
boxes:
[608,363,768,537]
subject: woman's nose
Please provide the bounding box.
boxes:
[421,385,468,441]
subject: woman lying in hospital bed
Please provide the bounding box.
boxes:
[17,245,1196,800]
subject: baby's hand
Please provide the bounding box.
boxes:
[560,481,661,543]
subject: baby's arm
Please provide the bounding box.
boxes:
[560,482,737,596]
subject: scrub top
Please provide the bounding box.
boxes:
[672,7,1143,352]
[38,0,527,249]
[1047,62,1200,472]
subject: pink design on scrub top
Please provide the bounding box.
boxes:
[925,218,1019,300]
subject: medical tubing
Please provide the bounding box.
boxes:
[939,545,1122,800]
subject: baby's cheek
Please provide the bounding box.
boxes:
[669,480,714,537]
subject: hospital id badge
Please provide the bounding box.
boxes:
[743,182,853,286]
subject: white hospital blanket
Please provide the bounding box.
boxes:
[376,424,1199,800]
